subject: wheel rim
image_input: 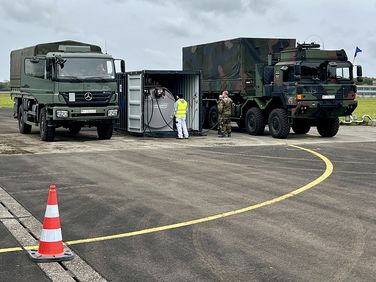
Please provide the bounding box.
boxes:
[210,112,217,126]
[18,108,23,129]
[248,114,256,131]
[272,116,280,132]
[18,114,22,130]
[40,116,45,135]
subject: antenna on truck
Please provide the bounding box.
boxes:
[303,34,325,49]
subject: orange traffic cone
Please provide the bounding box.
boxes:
[28,185,74,262]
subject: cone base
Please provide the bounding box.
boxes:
[28,246,74,263]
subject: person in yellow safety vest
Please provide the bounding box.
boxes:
[173,95,189,139]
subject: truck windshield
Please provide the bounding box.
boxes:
[336,65,351,80]
[58,58,115,79]
[299,62,352,82]
[327,63,352,81]
[300,64,321,81]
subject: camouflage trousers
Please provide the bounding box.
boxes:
[218,116,231,136]
[218,116,223,135]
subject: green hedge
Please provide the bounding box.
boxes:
[0,92,13,108]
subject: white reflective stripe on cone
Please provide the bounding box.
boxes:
[44,205,59,217]
[40,228,63,242]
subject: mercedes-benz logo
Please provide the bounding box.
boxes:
[84,92,93,101]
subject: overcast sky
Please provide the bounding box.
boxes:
[0,0,375,81]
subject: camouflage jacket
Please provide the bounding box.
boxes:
[222,97,233,116]
[217,99,224,114]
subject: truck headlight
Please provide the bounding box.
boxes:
[56,110,69,118]
[108,109,118,117]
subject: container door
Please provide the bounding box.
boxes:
[127,73,143,133]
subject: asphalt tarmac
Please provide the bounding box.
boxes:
[0,108,375,281]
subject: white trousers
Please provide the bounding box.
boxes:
[176,117,189,138]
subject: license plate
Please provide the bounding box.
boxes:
[81,109,96,114]
[68,92,75,102]
[322,95,335,99]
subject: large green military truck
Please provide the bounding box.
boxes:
[10,40,124,141]
[183,38,362,138]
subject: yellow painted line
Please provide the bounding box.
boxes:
[0,145,333,254]
[0,245,39,254]
[0,247,23,254]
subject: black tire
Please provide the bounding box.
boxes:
[97,123,113,140]
[39,107,55,141]
[201,106,208,129]
[268,108,290,139]
[292,119,311,134]
[207,105,218,130]
[245,107,265,135]
[18,105,32,134]
[68,124,82,135]
[236,120,245,129]
[317,118,340,137]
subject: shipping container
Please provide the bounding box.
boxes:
[115,70,202,136]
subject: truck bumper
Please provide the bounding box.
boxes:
[50,106,119,121]
[291,100,358,119]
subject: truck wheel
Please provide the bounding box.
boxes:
[18,105,32,134]
[68,124,82,135]
[292,119,311,134]
[207,105,218,129]
[268,108,290,139]
[201,106,208,128]
[317,118,339,137]
[97,123,113,140]
[236,120,245,129]
[39,108,55,141]
[245,107,265,135]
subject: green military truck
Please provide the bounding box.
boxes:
[10,40,124,141]
[183,38,362,138]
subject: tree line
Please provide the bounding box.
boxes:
[357,77,376,85]
[0,81,10,91]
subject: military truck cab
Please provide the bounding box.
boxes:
[272,43,360,137]
[10,40,124,141]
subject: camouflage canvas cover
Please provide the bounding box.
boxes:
[280,47,348,62]
[183,38,295,95]
[13,40,101,56]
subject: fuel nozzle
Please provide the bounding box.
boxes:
[155,87,165,98]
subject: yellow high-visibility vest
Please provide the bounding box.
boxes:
[175,100,187,118]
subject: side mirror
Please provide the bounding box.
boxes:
[356,65,363,82]
[121,60,125,73]
[356,65,362,77]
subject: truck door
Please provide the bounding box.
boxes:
[127,73,144,133]
[22,57,54,103]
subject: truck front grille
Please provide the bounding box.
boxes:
[60,92,114,106]
[71,113,106,117]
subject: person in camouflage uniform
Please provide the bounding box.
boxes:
[217,94,224,136]
[220,90,233,137]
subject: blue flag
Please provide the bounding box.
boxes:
[354,46,362,58]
